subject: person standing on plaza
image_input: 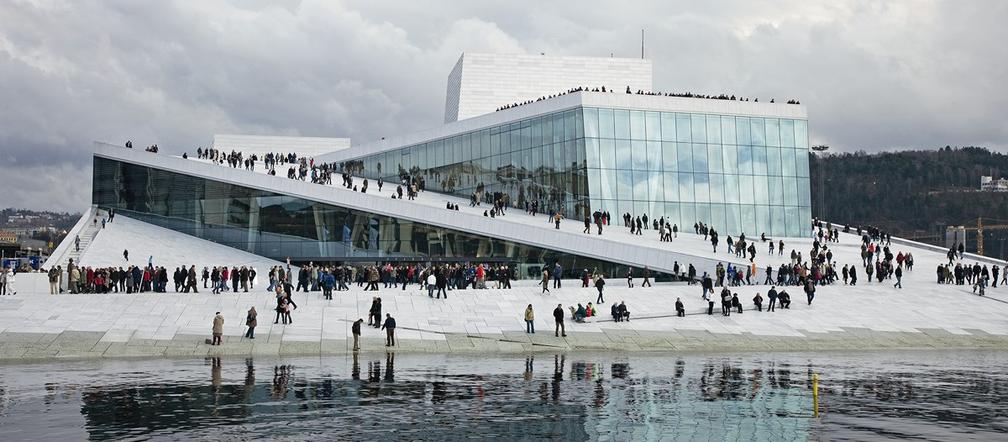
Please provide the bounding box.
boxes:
[426,272,436,297]
[212,312,224,346]
[626,267,633,288]
[0,266,8,296]
[767,286,778,312]
[382,313,396,347]
[352,318,363,351]
[583,215,591,234]
[553,262,562,289]
[369,297,382,328]
[595,274,606,304]
[553,211,563,229]
[524,304,535,334]
[642,267,652,287]
[244,307,257,339]
[553,304,566,337]
[804,280,816,305]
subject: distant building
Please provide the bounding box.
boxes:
[980,176,1008,192]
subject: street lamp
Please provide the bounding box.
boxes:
[811,145,830,220]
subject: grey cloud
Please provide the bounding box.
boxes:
[0,0,1005,212]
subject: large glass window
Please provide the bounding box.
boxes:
[583,108,599,138]
[630,111,645,140]
[675,113,691,143]
[677,143,693,173]
[707,144,723,174]
[678,173,694,202]
[632,170,649,201]
[691,114,707,144]
[795,120,808,149]
[661,112,676,142]
[735,117,750,145]
[737,145,753,175]
[752,145,768,175]
[692,143,708,174]
[617,169,633,200]
[599,108,614,139]
[780,119,795,148]
[765,118,780,147]
[648,171,664,202]
[646,141,662,171]
[721,116,736,146]
[632,140,648,170]
[600,139,617,170]
[694,172,710,203]
[614,110,631,140]
[600,169,616,200]
[616,140,632,170]
[783,176,799,206]
[706,115,721,145]
[750,118,765,147]
[663,172,679,201]
[585,138,600,169]
[645,111,661,141]
[662,141,677,171]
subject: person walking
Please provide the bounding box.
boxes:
[553,304,566,337]
[211,312,224,346]
[642,267,652,287]
[244,307,257,339]
[540,268,550,294]
[0,267,8,296]
[381,313,396,347]
[524,304,535,334]
[426,272,436,298]
[352,318,363,351]
[804,280,816,305]
[894,266,903,289]
[595,274,606,304]
[369,297,382,328]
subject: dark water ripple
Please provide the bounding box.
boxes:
[0,350,1007,441]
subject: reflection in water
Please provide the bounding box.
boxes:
[1,351,1008,440]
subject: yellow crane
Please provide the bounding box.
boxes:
[975,217,1008,256]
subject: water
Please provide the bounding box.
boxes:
[1,351,1007,441]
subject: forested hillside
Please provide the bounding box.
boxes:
[810,146,1008,258]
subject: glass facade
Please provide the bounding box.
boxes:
[350,106,810,238]
[92,157,646,279]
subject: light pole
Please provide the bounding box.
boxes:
[811,145,830,220]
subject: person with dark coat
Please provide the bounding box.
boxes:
[804,281,816,305]
[617,302,630,321]
[731,293,743,313]
[553,304,566,337]
[369,297,382,328]
[244,307,257,339]
[595,274,606,304]
[753,293,763,312]
[381,314,396,346]
[779,291,792,309]
[767,287,778,312]
[675,297,685,317]
[611,303,620,322]
[352,318,363,351]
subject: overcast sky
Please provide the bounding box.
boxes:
[1,0,1006,212]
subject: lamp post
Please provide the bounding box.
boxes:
[811,145,830,220]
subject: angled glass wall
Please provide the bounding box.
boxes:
[582,108,811,238]
[352,108,589,218]
[348,106,810,238]
[92,157,645,279]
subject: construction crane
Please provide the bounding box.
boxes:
[975,217,1008,256]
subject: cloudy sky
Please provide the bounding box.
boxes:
[1,0,1006,211]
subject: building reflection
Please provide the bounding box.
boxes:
[73,354,840,440]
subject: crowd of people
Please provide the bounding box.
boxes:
[495,85,801,113]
